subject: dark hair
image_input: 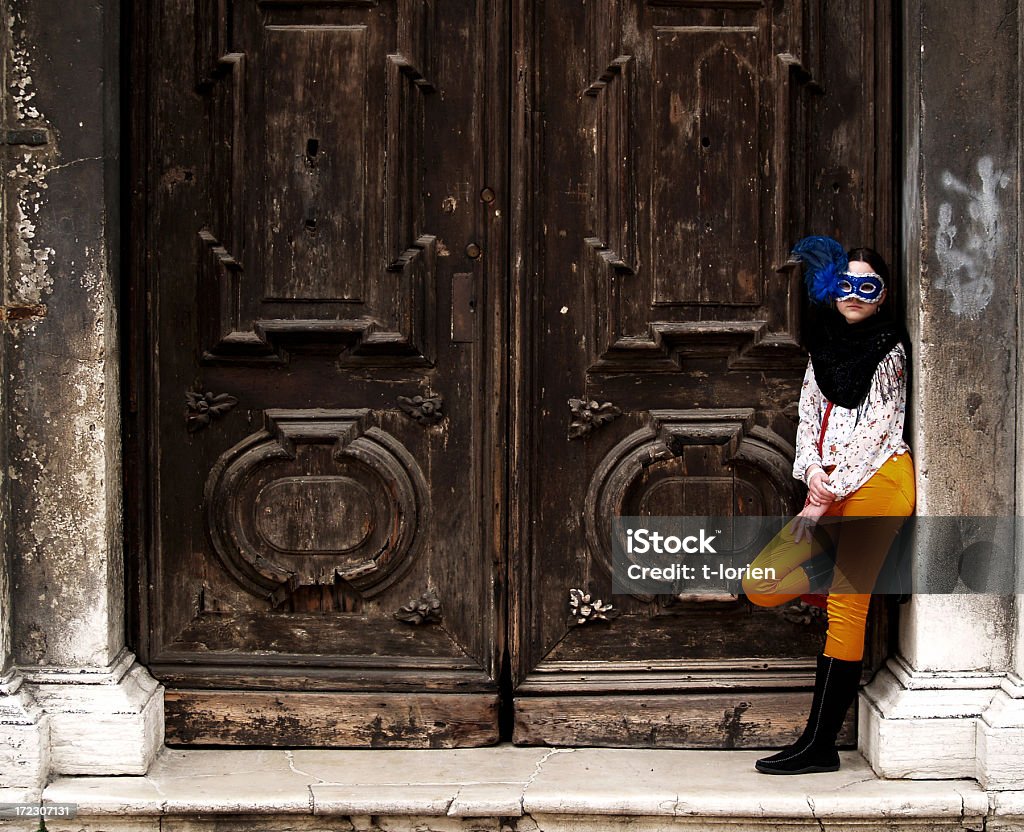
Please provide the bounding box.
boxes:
[845,246,905,334]
[846,247,890,288]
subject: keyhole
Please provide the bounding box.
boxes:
[305,138,319,230]
[305,138,320,170]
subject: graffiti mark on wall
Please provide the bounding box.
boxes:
[935,156,1011,319]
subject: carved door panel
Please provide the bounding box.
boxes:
[129,0,507,745]
[510,0,893,745]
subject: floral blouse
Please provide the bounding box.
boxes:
[792,343,911,500]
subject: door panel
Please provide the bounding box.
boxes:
[131,0,892,749]
[510,0,892,745]
[129,0,507,746]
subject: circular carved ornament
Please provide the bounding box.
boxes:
[583,409,800,602]
[204,409,428,604]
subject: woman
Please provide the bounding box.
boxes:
[740,236,916,775]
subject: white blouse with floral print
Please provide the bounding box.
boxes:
[792,343,911,500]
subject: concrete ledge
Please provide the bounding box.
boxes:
[15,746,999,832]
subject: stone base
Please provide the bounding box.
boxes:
[991,791,1024,832]
[10,816,999,832]
[0,789,43,832]
[978,674,1024,790]
[0,671,49,790]
[24,747,996,832]
[21,649,163,776]
[859,656,1003,779]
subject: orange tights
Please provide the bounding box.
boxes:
[742,452,916,661]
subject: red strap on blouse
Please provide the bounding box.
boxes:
[803,400,835,509]
[816,400,834,458]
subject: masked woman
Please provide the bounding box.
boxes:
[740,237,915,775]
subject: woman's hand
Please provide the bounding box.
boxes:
[790,499,829,544]
[806,470,835,507]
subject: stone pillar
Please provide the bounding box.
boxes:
[975,149,1024,787]
[0,544,48,791]
[977,593,1024,789]
[0,0,49,794]
[4,0,163,774]
[859,0,1020,780]
[0,308,49,792]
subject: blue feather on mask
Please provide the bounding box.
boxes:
[791,235,848,304]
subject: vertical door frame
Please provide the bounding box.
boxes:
[508,0,541,691]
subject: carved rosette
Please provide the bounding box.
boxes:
[394,590,442,625]
[186,389,239,433]
[567,398,622,440]
[204,409,428,604]
[568,588,619,625]
[397,393,445,426]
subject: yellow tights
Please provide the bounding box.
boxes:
[742,452,916,661]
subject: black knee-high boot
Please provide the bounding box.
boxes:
[755,653,862,774]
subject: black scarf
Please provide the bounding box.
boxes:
[804,307,909,410]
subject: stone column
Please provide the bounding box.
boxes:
[0,309,49,792]
[977,593,1024,789]
[4,0,162,774]
[0,0,49,794]
[975,113,1024,785]
[0,522,48,791]
[859,0,1020,780]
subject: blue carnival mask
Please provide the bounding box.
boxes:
[836,270,885,303]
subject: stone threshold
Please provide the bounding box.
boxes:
[4,746,1021,831]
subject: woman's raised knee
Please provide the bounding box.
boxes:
[742,575,790,607]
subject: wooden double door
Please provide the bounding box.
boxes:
[128,0,893,746]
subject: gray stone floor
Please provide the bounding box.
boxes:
[2,745,1015,831]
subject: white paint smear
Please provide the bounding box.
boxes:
[935,156,1010,320]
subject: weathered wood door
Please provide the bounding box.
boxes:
[129,0,892,746]
[509,0,893,745]
[129,0,508,745]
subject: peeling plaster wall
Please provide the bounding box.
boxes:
[0,2,10,677]
[0,0,8,672]
[898,0,1018,670]
[913,1,1018,514]
[4,0,123,668]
